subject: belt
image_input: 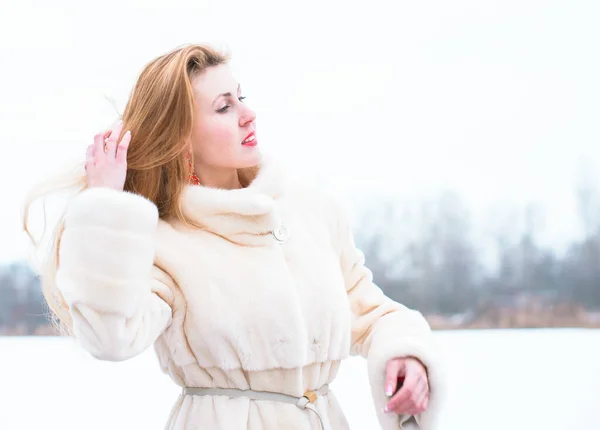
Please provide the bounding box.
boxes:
[182,384,331,430]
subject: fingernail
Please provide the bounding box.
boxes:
[383,406,390,414]
[385,385,393,397]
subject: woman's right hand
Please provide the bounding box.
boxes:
[85,120,131,191]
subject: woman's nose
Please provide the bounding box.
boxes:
[239,104,256,126]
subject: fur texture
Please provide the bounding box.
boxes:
[56,159,445,429]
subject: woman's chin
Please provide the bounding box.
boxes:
[238,148,262,167]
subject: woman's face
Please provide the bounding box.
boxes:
[190,64,260,171]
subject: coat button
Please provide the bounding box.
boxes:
[272,225,290,243]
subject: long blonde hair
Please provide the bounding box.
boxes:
[22,44,229,335]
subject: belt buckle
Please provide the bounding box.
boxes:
[302,390,318,403]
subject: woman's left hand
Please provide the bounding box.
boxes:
[383,356,429,416]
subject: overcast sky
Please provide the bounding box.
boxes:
[1,0,599,263]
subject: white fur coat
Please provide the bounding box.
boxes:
[56,156,445,429]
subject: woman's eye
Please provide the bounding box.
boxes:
[217,97,246,113]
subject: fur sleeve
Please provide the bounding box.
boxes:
[331,196,446,430]
[56,187,174,361]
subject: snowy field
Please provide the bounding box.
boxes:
[0,329,598,429]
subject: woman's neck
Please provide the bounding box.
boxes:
[194,164,243,190]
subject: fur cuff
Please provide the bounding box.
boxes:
[58,188,159,316]
[56,268,150,317]
[367,319,446,429]
[65,187,158,234]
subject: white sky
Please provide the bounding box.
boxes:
[1,0,599,263]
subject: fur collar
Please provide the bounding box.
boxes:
[179,154,289,246]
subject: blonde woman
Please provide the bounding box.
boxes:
[23,44,445,430]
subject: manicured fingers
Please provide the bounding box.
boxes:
[103,120,123,157]
[384,359,405,397]
[116,130,131,164]
[402,378,429,415]
[386,369,418,412]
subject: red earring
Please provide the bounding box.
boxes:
[186,152,200,186]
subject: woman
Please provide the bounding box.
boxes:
[23,44,445,429]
